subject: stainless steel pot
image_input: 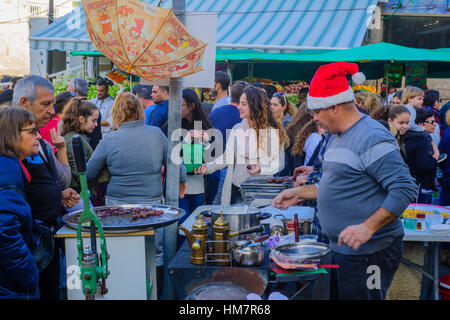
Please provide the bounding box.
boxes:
[206,206,271,240]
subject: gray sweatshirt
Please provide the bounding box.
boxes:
[317,115,418,255]
[86,120,186,203]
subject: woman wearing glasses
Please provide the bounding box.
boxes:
[270,92,297,128]
[0,108,40,299]
[196,85,288,204]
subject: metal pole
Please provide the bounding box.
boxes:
[385,63,389,106]
[47,0,54,75]
[161,0,185,300]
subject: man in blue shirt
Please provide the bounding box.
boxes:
[211,71,231,112]
[150,85,169,128]
[136,85,156,125]
[210,80,246,146]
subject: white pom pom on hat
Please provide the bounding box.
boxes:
[306,62,366,111]
[352,72,366,85]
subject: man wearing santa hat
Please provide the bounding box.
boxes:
[273,62,418,300]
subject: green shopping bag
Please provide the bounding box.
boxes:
[182,143,203,173]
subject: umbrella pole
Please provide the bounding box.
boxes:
[161,0,185,301]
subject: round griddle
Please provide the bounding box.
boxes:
[62,204,186,233]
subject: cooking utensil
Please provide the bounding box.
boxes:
[270,242,330,269]
[207,206,271,240]
[232,242,265,266]
[230,225,265,238]
[62,204,185,232]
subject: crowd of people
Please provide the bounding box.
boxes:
[1,61,450,300]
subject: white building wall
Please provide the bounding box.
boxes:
[0,0,74,76]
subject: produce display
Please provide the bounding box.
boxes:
[106,70,127,83]
[281,81,309,94]
[201,88,215,104]
[52,72,96,96]
[352,85,380,94]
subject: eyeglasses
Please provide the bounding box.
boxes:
[424,120,436,124]
[21,126,39,136]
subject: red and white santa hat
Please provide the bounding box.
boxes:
[307,62,366,110]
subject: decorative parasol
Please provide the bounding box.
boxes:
[83,0,207,81]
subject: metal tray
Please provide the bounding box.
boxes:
[62,204,186,232]
[272,242,330,261]
[240,175,294,189]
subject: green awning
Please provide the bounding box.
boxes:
[71,50,103,57]
[299,42,450,63]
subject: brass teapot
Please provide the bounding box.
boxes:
[178,214,208,265]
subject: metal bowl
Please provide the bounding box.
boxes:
[271,242,330,263]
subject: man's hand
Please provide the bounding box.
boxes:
[293,166,313,178]
[294,174,307,187]
[337,223,374,251]
[179,183,186,199]
[50,128,66,150]
[431,141,440,161]
[246,164,261,175]
[62,188,80,208]
[272,188,301,209]
[101,121,110,127]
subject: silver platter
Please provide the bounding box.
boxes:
[62,204,185,232]
[272,242,330,261]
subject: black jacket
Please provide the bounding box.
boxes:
[399,130,437,190]
[22,139,62,226]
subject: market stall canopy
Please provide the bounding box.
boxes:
[30,0,378,53]
[219,43,450,81]
[300,42,450,63]
[83,0,206,80]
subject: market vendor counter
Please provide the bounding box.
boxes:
[172,205,327,300]
[56,225,157,300]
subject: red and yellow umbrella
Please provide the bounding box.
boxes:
[83,0,207,80]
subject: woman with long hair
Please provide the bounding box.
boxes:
[196,85,288,204]
[270,92,297,128]
[161,88,212,221]
[0,107,40,299]
[61,97,106,195]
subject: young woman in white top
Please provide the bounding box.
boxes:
[196,85,289,205]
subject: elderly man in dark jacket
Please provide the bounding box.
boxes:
[0,155,39,299]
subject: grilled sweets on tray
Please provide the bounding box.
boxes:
[267,176,294,184]
[68,207,164,223]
